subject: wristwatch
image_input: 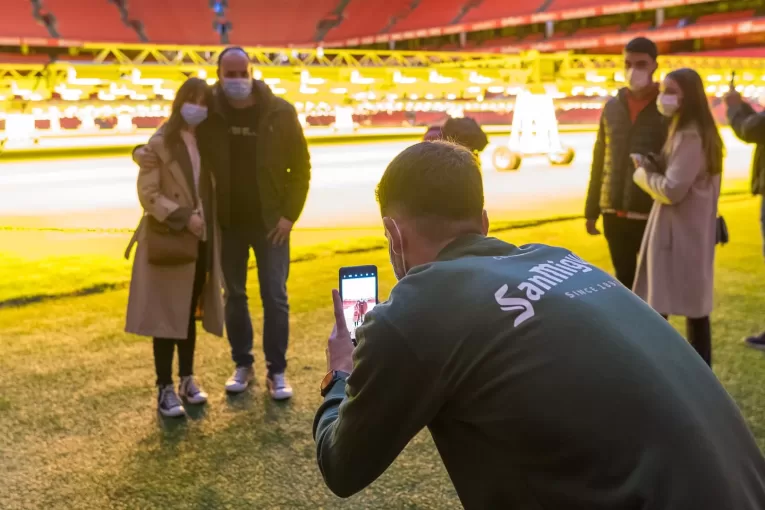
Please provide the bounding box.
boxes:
[320,370,350,397]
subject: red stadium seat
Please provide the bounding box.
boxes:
[1,0,51,39]
[226,0,337,46]
[696,9,756,24]
[127,0,220,45]
[325,0,412,41]
[44,0,139,42]
[548,0,606,9]
[460,0,544,23]
[391,0,469,32]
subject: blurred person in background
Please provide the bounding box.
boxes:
[725,86,765,347]
[632,68,723,367]
[134,46,311,400]
[585,37,668,288]
[125,77,224,418]
[313,141,765,509]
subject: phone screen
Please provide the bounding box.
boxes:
[339,266,378,341]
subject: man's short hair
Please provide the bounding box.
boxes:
[376,141,484,239]
[625,37,658,60]
[217,46,248,68]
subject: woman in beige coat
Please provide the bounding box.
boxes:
[125,77,225,417]
[632,68,723,367]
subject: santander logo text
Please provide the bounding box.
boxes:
[494,252,594,327]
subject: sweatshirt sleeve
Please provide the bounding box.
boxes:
[312,312,444,498]
[728,101,765,145]
[282,105,311,223]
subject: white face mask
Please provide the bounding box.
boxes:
[386,220,407,281]
[222,78,252,101]
[627,68,650,92]
[180,103,208,126]
[657,94,680,117]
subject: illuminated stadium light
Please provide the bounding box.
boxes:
[393,71,416,84]
[272,87,287,95]
[333,106,354,133]
[253,69,263,80]
[467,86,481,94]
[586,72,606,83]
[66,68,101,86]
[197,69,207,79]
[300,70,325,86]
[5,114,35,142]
[330,87,347,94]
[707,74,722,82]
[487,86,505,94]
[54,85,83,101]
[428,71,453,84]
[350,71,374,85]
[447,93,457,100]
[130,69,162,86]
[264,78,281,86]
[469,72,492,85]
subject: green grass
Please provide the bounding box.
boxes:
[1,196,764,509]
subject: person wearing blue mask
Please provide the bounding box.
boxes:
[125,77,225,418]
[134,47,311,401]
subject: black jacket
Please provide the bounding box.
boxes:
[585,88,668,220]
[197,80,311,229]
[728,101,765,196]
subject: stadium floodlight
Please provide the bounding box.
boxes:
[66,68,101,86]
[468,72,492,85]
[350,71,374,85]
[428,71,453,84]
[392,71,416,84]
[330,87,347,94]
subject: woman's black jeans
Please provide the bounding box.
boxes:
[661,315,712,367]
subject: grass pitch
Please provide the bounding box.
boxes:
[1,196,764,509]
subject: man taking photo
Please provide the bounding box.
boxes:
[314,141,765,509]
[725,87,765,347]
[585,37,667,288]
[135,46,311,399]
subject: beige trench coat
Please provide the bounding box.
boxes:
[632,125,721,318]
[124,128,225,339]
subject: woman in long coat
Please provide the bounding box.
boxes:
[632,68,723,367]
[125,77,224,417]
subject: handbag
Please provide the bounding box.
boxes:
[716,216,729,246]
[144,214,199,265]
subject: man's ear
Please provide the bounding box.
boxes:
[382,217,403,255]
[481,210,490,236]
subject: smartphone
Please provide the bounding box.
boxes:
[730,71,736,91]
[339,265,378,344]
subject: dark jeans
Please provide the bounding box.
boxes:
[661,315,712,367]
[760,196,764,258]
[153,242,207,386]
[602,214,648,289]
[222,225,290,374]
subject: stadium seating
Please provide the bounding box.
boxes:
[460,0,545,24]
[44,0,138,42]
[391,0,469,32]
[548,0,607,9]
[226,0,337,46]
[2,0,51,38]
[325,0,412,41]
[695,9,756,24]
[126,0,220,45]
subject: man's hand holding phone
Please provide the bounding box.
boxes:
[327,289,355,375]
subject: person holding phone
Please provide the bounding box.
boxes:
[631,68,723,367]
[125,77,225,417]
[725,77,765,348]
[312,141,765,509]
[584,37,668,288]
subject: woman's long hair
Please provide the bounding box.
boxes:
[664,68,724,175]
[163,77,210,149]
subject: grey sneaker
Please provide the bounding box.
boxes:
[179,376,208,405]
[225,366,254,393]
[157,384,186,418]
[266,372,293,401]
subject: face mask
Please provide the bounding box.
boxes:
[386,220,407,281]
[180,103,208,126]
[657,94,680,117]
[222,78,252,101]
[627,68,650,92]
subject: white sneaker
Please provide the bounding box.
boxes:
[267,372,293,401]
[225,366,254,393]
[157,384,186,418]
[179,376,208,405]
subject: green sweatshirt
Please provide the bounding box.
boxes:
[313,235,765,509]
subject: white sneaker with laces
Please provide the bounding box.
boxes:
[225,366,254,393]
[179,376,208,405]
[267,372,293,401]
[157,384,186,418]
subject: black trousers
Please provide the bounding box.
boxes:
[153,242,207,386]
[602,214,648,289]
[662,315,712,367]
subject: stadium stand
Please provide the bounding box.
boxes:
[548,0,605,9]
[460,0,545,24]
[325,0,412,41]
[2,0,52,39]
[226,0,337,46]
[44,0,138,42]
[126,0,220,45]
[390,0,470,32]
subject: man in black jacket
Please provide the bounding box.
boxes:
[135,47,311,400]
[726,88,765,347]
[585,37,667,288]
